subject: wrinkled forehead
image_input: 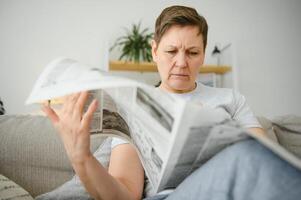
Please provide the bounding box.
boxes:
[158,25,204,49]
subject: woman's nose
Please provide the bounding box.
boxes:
[174,52,188,68]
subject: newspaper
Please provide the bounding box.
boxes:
[26,57,301,195]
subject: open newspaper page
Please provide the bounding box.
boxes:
[26,57,301,196]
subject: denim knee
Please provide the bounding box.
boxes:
[226,139,301,200]
[226,139,263,156]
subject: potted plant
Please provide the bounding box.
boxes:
[110,22,153,63]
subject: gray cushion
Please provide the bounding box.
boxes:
[272,115,301,133]
[272,115,301,158]
[0,115,105,197]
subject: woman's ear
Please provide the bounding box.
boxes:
[151,40,158,63]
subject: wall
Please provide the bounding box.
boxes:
[0,0,300,118]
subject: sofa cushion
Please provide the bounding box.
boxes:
[272,115,301,158]
[272,115,301,133]
[0,174,33,200]
[0,115,105,197]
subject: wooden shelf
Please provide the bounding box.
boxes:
[109,60,231,74]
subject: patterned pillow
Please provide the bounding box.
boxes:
[0,174,33,200]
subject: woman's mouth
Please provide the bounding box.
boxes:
[170,74,189,80]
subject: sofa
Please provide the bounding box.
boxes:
[0,114,300,199]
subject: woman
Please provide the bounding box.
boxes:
[42,5,301,200]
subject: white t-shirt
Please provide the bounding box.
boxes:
[166,83,261,128]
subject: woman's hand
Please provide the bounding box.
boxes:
[42,91,98,165]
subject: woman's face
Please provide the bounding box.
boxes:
[152,25,205,93]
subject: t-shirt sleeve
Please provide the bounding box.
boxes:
[111,137,129,149]
[231,90,262,128]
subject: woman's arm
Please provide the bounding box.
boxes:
[109,144,145,200]
[42,91,144,200]
[71,144,144,200]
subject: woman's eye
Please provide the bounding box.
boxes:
[166,50,177,54]
[189,52,199,55]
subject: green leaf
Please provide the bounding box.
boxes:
[111,21,153,62]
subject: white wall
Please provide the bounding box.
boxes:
[0,0,300,118]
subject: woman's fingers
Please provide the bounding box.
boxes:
[44,91,96,130]
[64,92,81,114]
[82,99,98,130]
[74,91,90,117]
[42,104,59,125]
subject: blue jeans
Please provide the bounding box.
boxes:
[144,139,301,200]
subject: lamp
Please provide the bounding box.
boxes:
[211,43,232,66]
